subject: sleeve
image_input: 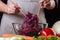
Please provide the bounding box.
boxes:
[2,0,7,4]
[54,0,58,8]
[0,0,7,23]
[44,0,58,27]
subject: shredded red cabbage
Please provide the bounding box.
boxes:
[17,12,42,36]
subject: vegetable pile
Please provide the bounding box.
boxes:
[33,36,60,40]
[17,12,42,36]
[2,34,60,40]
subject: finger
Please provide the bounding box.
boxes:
[39,0,44,3]
[40,2,45,8]
[41,6,45,8]
[40,5,44,8]
[8,7,16,12]
[12,3,21,12]
[44,2,50,8]
[7,8,15,14]
[14,3,19,8]
[7,10,15,14]
[44,4,47,8]
[15,8,20,12]
[10,0,20,9]
[8,5,16,10]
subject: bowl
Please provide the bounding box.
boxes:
[12,23,48,36]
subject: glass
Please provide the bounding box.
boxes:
[12,23,48,36]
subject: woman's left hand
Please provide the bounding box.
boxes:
[40,0,55,9]
[40,0,50,8]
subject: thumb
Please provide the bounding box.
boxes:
[10,0,20,8]
[44,4,47,8]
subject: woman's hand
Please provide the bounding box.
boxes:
[4,3,20,14]
[40,0,55,9]
[40,0,50,8]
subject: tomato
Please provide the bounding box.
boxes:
[40,28,56,36]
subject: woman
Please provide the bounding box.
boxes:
[0,0,55,36]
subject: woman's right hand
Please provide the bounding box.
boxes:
[4,3,20,14]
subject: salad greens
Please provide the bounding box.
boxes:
[32,36,60,40]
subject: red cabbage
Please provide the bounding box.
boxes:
[17,12,42,36]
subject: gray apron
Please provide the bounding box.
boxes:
[0,0,47,36]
